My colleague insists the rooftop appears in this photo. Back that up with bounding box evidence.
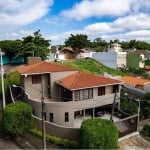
[122,76,150,87]
[18,61,75,74]
[56,71,122,90]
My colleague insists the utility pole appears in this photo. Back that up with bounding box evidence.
[0,49,5,109]
[41,82,46,150]
[110,92,117,122]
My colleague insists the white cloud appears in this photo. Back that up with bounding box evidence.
[61,0,136,20]
[49,12,150,44]
[113,13,150,30]
[0,0,53,26]
[0,29,33,40]
[101,30,150,42]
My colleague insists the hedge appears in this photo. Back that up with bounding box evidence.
[30,128,78,148]
[3,101,33,138]
[79,118,118,149]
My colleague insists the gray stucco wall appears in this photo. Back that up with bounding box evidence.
[92,52,117,69]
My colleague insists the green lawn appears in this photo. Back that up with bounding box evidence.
[58,58,127,76]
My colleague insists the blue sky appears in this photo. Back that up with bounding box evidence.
[1,0,150,45]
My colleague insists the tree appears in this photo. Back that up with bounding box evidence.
[91,37,108,51]
[79,118,118,149]
[65,34,90,51]
[141,93,150,119]
[0,40,22,58]
[3,101,33,138]
[21,30,51,60]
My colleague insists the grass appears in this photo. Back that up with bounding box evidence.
[58,58,127,76]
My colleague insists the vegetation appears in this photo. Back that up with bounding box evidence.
[61,58,127,76]
[3,101,33,138]
[120,90,150,119]
[0,30,51,60]
[65,34,90,51]
[79,118,118,149]
[7,71,20,86]
[65,35,150,51]
[140,123,150,137]
[141,93,150,119]
[30,128,78,148]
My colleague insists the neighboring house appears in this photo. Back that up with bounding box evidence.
[122,76,150,99]
[60,47,75,60]
[108,43,122,52]
[17,61,122,127]
[76,49,93,59]
[127,50,147,69]
[2,52,24,65]
[92,51,127,69]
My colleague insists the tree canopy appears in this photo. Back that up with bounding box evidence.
[0,30,51,60]
[65,34,90,51]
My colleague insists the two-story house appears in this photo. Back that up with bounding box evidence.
[18,61,122,127]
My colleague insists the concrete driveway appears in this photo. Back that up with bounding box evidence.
[119,132,150,149]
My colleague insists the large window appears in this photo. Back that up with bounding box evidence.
[74,88,93,101]
[32,75,41,84]
[65,112,69,122]
[98,86,105,96]
[113,85,119,93]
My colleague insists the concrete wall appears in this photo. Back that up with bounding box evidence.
[23,70,77,102]
[27,90,120,127]
[92,52,117,69]
[24,74,49,101]
[34,116,80,141]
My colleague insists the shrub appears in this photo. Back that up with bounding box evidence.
[7,71,20,86]
[79,118,118,149]
[140,123,150,137]
[3,101,33,138]
[30,128,78,148]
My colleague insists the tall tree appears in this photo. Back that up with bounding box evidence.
[0,40,22,58]
[91,38,108,51]
[65,34,90,51]
[21,30,51,60]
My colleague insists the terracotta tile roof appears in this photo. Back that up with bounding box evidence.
[18,61,75,74]
[122,76,150,87]
[145,65,150,70]
[56,72,122,90]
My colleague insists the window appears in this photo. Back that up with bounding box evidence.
[98,87,105,96]
[49,113,54,122]
[113,85,119,93]
[74,88,93,100]
[32,109,35,115]
[32,75,41,84]
[75,90,80,100]
[44,112,46,120]
[65,112,69,122]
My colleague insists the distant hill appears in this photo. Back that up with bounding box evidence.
[58,58,127,76]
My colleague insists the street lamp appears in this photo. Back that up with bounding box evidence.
[12,84,46,150]
[0,49,6,109]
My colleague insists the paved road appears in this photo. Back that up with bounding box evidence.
[0,137,21,149]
